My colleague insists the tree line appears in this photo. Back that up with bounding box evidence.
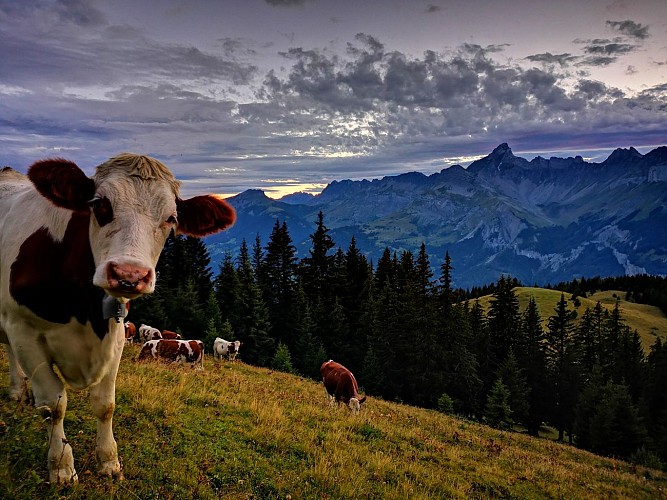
[131,212,667,470]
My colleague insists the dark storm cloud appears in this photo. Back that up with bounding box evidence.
[525,52,579,67]
[584,41,636,56]
[1,1,665,196]
[578,56,619,67]
[252,34,658,171]
[606,20,650,40]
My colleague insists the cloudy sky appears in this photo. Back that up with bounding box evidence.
[1,0,666,198]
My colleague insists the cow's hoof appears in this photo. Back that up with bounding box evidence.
[49,467,78,485]
[99,460,124,480]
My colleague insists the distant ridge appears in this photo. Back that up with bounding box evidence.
[207,144,667,289]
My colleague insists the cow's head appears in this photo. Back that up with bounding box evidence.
[28,153,235,299]
[348,395,367,415]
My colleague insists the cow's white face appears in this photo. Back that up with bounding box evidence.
[26,153,236,300]
[88,172,178,298]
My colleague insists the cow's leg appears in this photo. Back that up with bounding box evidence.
[89,328,124,480]
[30,363,78,483]
[6,343,29,402]
[324,388,336,409]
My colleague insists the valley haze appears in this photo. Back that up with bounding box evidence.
[207,143,667,289]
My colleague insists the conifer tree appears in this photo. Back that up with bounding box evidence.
[470,300,492,417]
[339,237,372,375]
[262,220,298,348]
[518,297,549,436]
[435,251,480,413]
[366,279,401,400]
[545,293,581,442]
[170,278,206,338]
[575,306,601,378]
[486,378,512,429]
[643,338,667,462]
[300,211,335,300]
[497,349,529,426]
[290,284,326,378]
[235,239,274,366]
[182,236,214,303]
[374,247,394,291]
[589,381,647,459]
[573,363,605,450]
[487,275,521,372]
[272,342,295,374]
[214,253,241,326]
[439,251,454,315]
[202,289,224,350]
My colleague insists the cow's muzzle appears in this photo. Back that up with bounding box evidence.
[106,262,153,296]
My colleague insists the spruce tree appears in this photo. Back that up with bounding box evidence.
[262,220,298,348]
[339,237,372,375]
[236,239,274,366]
[486,378,512,429]
[470,300,492,417]
[272,342,295,374]
[573,363,605,450]
[518,297,549,436]
[644,338,667,463]
[545,293,581,442]
[300,211,335,301]
[214,253,242,327]
[589,382,647,459]
[487,275,521,373]
[497,349,529,426]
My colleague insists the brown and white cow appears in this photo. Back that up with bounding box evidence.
[139,323,162,343]
[0,154,235,483]
[161,329,182,340]
[124,321,137,343]
[213,337,242,360]
[138,339,204,369]
[320,360,367,414]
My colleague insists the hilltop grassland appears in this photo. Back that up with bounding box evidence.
[471,287,667,352]
[1,344,666,499]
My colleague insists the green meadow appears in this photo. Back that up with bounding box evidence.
[1,342,666,499]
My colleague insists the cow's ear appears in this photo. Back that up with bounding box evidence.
[175,195,236,236]
[28,158,96,211]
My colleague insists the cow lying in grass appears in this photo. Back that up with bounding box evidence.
[138,339,205,369]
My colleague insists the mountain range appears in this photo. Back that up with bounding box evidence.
[206,143,667,289]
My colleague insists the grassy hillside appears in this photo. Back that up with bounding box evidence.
[471,287,667,352]
[1,345,666,499]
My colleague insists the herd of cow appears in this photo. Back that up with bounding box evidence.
[123,321,242,368]
[123,321,365,414]
[0,153,365,485]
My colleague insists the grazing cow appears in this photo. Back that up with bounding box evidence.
[320,360,366,414]
[213,338,242,360]
[161,329,182,340]
[138,339,204,369]
[124,321,137,343]
[0,154,235,483]
[139,323,162,342]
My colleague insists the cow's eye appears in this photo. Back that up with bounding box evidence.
[88,195,114,226]
[167,215,177,224]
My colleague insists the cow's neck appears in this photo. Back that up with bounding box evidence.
[102,295,128,323]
